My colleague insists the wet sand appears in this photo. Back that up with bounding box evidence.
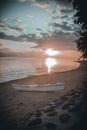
[0,61,87,130]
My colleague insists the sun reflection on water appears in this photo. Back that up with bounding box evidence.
[45,58,58,73]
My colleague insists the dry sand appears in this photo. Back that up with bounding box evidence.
[0,61,87,130]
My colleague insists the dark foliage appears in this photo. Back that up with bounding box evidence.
[68,0,87,60]
[75,31,87,59]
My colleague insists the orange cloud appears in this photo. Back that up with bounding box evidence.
[35,2,50,8]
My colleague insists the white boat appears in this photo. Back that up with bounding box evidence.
[12,83,64,92]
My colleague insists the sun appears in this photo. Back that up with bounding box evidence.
[45,48,60,56]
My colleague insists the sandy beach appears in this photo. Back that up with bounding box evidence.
[0,61,87,130]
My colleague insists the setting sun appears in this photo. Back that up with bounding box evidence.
[45,48,60,56]
[45,58,58,73]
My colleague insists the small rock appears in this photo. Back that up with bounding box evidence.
[45,122,57,130]
[27,118,42,126]
[59,113,70,123]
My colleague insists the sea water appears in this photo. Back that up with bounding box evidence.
[0,57,80,83]
[0,58,46,83]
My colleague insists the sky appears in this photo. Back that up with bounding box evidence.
[0,0,80,57]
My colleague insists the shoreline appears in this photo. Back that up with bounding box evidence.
[0,61,87,130]
[0,63,80,85]
[0,64,81,85]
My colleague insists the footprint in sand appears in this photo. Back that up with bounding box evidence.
[27,117,42,127]
[45,122,57,130]
[20,87,86,130]
[59,113,71,123]
[46,111,58,117]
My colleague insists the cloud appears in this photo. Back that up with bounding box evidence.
[0,38,38,51]
[61,22,68,25]
[47,9,56,14]
[36,28,42,31]
[47,21,75,40]
[56,0,72,7]
[19,23,28,28]
[55,2,60,8]
[0,21,4,25]
[61,15,68,19]
[49,16,60,21]
[0,48,16,57]
[51,23,72,31]
[27,0,36,2]
[13,18,22,24]
[18,0,26,3]
[9,26,23,32]
[0,32,19,41]
[35,33,43,39]
[34,28,43,38]
[46,0,77,40]
[0,32,37,42]
[0,23,26,37]
[0,47,43,58]
[34,2,50,8]
[60,8,73,14]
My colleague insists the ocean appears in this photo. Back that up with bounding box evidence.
[0,58,47,83]
[0,56,80,83]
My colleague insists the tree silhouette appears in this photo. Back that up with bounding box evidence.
[75,30,87,61]
[68,0,87,61]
